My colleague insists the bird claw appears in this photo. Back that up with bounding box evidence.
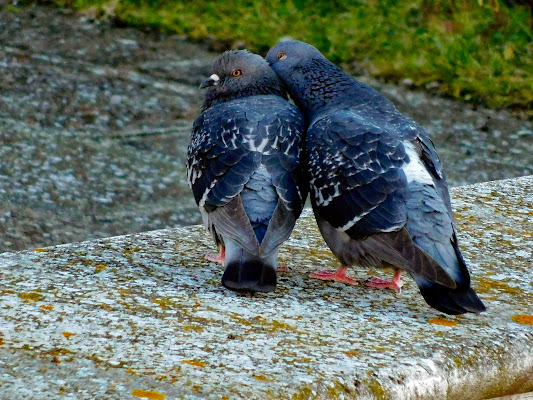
[310,268,359,286]
[277,264,289,273]
[205,248,225,265]
[366,271,403,293]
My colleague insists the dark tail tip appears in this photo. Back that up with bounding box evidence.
[418,283,486,315]
[222,260,277,293]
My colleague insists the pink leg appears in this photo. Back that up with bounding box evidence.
[310,267,359,286]
[366,269,403,293]
[277,264,289,273]
[205,247,225,265]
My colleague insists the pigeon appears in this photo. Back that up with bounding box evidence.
[187,50,307,293]
[266,40,486,314]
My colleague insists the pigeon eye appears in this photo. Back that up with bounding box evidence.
[232,69,242,77]
[277,52,287,60]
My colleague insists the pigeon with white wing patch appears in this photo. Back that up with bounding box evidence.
[266,41,485,314]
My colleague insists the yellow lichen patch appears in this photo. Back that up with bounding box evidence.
[62,332,76,338]
[181,359,206,367]
[270,319,295,331]
[253,374,273,382]
[0,337,4,345]
[46,347,75,364]
[94,263,107,273]
[343,350,360,357]
[123,247,142,254]
[463,215,478,223]
[191,384,201,393]
[18,292,43,302]
[306,247,337,263]
[126,368,136,375]
[370,345,393,353]
[99,303,113,311]
[40,304,54,311]
[364,379,387,399]
[251,316,297,332]
[152,297,178,310]
[80,259,94,267]
[475,277,523,295]
[183,324,205,333]
[429,317,458,327]
[131,389,166,400]
[511,314,533,325]
[34,248,49,252]
[229,312,252,326]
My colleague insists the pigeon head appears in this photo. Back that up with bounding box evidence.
[266,40,365,119]
[200,50,287,110]
[266,40,325,73]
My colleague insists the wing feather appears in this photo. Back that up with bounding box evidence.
[187,95,307,254]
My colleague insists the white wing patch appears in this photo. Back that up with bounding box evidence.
[402,141,434,186]
[199,179,217,208]
[338,205,379,231]
[249,137,269,153]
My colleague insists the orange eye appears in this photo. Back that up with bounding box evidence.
[277,52,287,60]
[232,69,242,77]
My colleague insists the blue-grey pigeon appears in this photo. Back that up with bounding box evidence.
[187,50,307,293]
[266,41,486,314]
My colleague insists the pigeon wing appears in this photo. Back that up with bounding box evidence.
[308,111,455,286]
[308,111,408,235]
[187,101,264,253]
[403,134,485,313]
[415,129,454,218]
[260,102,308,255]
[405,136,473,287]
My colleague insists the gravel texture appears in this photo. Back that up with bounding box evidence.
[0,2,532,253]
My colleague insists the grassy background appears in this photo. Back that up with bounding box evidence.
[45,0,532,111]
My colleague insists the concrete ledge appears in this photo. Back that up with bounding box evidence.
[1,176,532,399]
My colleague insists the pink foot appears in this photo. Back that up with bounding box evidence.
[205,247,225,265]
[277,264,289,273]
[310,267,359,286]
[366,270,403,293]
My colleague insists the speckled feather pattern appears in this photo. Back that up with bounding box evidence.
[187,50,309,294]
[266,41,485,313]
[187,95,306,217]
[307,111,410,234]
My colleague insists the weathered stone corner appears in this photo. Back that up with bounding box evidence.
[0,176,532,399]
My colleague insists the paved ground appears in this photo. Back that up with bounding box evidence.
[0,2,532,253]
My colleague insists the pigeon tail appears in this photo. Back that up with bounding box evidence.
[412,275,486,315]
[221,238,277,293]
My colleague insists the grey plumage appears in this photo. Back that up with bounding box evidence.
[266,41,485,314]
[187,50,307,293]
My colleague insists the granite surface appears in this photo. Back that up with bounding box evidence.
[0,176,532,399]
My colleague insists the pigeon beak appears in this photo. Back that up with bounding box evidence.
[200,74,220,89]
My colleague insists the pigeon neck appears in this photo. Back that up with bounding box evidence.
[202,84,287,111]
[294,59,385,120]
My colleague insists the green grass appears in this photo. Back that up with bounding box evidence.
[46,0,532,111]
